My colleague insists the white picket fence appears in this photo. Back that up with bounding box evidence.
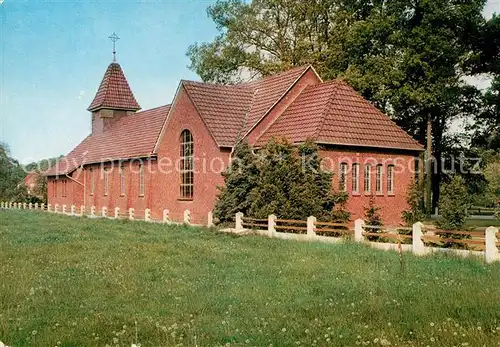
[232,212,500,264]
[0,201,215,228]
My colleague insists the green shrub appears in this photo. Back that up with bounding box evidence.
[215,138,350,223]
[402,180,426,226]
[214,141,259,223]
[437,175,470,231]
[364,195,383,241]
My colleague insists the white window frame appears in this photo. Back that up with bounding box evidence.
[376,164,383,194]
[180,130,194,199]
[352,163,360,194]
[387,164,395,195]
[339,163,348,192]
[104,169,109,196]
[90,168,95,196]
[120,165,125,196]
[139,164,145,197]
[364,165,371,193]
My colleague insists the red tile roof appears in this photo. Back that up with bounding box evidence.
[182,65,311,147]
[182,81,255,147]
[87,62,141,112]
[256,81,423,151]
[46,105,170,176]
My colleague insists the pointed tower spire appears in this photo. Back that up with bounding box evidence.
[87,62,141,112]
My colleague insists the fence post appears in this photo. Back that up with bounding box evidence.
[23,202,27,209]
[70,205,76,216]
[129,208,134,220]
[34,202,38,209]
[235,212,244,232]
[485,226,499,264]
[114,207,120,219]
[90,206,96,217]
[29,203,32,210]
[412,222,425,256]
[184,209,191,224]
[145,208,151,222]
[102,206,107,218]
[54,204,59,213]
[354,218,365,242]
[163,209,170,224]
[80,205,85,216]
[268,214,277,237]
[62,204,67,214]
[207,211,214,228]
[45,203,49,211]
[307,216,316,240]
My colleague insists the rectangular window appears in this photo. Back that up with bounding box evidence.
[104,169,109,196]
[339,163,348,192]
[376,164,383,194]
[120,165,125,196]
[62,179,67,197]
[352,163,360,193]
[139,164,145,196]
[90,168,95,195]
[387,164,395,194]
[364,165,371,193]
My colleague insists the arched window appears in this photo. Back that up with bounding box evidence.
[180,130,194,199]
[339,163,348,192]
[387,164,395,195]
[364,164,371,193]
[352,163,360,193]
[120,165,125,196]
[376,164,383,194]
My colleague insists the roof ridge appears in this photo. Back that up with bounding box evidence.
[241,65,312,140]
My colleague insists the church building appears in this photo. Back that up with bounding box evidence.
[46,59,423,225]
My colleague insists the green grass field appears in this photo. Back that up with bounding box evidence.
[1,210,500,347]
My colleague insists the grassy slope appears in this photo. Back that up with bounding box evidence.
[1,211,500,347]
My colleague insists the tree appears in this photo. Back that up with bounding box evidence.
[437,175,470,231]
[402,180,426,226]
[0,143,27,202]
[364,195,383,241]
[214,141,259,223]
[484,160,500,219]
[214,138,350,223]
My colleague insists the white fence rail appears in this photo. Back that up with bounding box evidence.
[0,201,214,228]
[231,213,500,264]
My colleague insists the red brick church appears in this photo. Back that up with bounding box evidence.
[46,60,423,225]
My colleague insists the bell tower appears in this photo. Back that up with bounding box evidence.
[87,33,141,135]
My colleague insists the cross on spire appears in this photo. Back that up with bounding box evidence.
[108,32,120,62]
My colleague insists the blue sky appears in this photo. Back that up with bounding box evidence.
[0,0,499,164]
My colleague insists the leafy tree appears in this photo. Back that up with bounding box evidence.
[214,141,259,223]
[484,160,500,219]
[0,143,27,202]
[436,175,470,231]
[402,180,426,226]
[364,195,383,241]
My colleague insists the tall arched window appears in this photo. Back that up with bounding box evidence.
[180,130,194,199]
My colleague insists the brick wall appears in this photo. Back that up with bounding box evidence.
[319,147,418,225]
